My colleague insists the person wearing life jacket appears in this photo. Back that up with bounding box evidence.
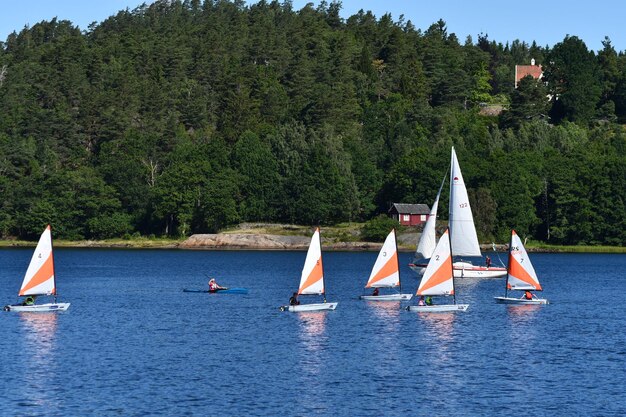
[418,296,426,306]
[208,278,225,293]
[523,290,536,300]
[23,295,36,306]
[372,288,380,296]
[289,292,300,306]
[425,296,433,306]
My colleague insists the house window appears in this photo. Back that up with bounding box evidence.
[421,215,426,221]
[403,214,410,222]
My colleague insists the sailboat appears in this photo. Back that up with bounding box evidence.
[407,229,468,312]
[280,228,338,312]
[359,229,412,301]
[410,147,507,278]
[494,230,548,305]
[4,225,70,312]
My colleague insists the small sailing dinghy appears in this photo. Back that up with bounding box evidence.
[4,225,70,312]
[360,229,412,301]
[494,230,548,305]
[407,229,468,312]
[183,288,248,294]
[280,228,337,312]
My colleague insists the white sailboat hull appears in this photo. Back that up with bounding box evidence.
[412,262,507,278]
[494,297,548,305]
[360,294,413,301]
[4,302,70,312]
[407,304,469,312]
[280,302,338,312]
[453,263,507,278]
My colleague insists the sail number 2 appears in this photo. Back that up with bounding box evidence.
[459,203,468,208]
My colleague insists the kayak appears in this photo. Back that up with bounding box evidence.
[183,288,248,294]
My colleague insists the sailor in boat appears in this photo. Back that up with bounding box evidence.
[485,256,492,268]
[23,295,36,306]
[371,288,380,296]
[522,290,538,300]
[208,278,226,293]
[289,292,300,306]
[418,296,425,306]
[425,296,433,306]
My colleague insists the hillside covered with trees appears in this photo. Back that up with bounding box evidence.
[0,0,625,245]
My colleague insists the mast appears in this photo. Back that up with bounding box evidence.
[50,224,57,302]
[448,228,457,305]
[394,228,401,293]
[318,227,326,303]
[505,230,513,298]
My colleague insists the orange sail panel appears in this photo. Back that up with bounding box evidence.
[19,225,57,296]
[416,229,454,296]
[417,254,453,295]
[507,230,542,291]
[365,229,400,288]
[298,228,325,295]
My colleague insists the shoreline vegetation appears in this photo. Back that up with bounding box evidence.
[0,223,624,253]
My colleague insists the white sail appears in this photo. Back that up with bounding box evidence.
[507,230,542,291]
[19,225,56,297]
[365,229,399,288]
[298,228,325,295]
[417,229,454,296]
[449,147,481,257]
[415,177,445,260]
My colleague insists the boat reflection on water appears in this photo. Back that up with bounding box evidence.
[365,300,401,320]
[20,312,58,361]
[420,312,456,344]
[296,312,328,378]
[18,313,61,412]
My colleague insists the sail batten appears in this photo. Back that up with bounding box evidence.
[298,228,325,295]
[365,229,400,288]
[19,225,56,296]
[449,147,482,258]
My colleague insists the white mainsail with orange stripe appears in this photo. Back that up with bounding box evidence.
[365,229,400,288]
[507,230,542,291]
[407,228,469,312]
[417,229,454,296]
[19,225,56,296]
[298,228,325,295]
[361,229,412,301]
[494,230,548,304]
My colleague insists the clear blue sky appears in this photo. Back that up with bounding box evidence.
[1,0,624,53]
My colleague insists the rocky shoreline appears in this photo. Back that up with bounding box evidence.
[179,233,385,251]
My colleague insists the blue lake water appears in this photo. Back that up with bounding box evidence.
[1,248,625,416]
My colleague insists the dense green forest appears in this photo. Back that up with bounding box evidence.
[0,0,625,245]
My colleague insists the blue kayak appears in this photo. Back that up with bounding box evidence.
[183,288,248,294]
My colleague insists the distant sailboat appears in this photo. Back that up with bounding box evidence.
[280,228,338,312]
[4,225,70,312]
[407,229,468,312]
[360,229,412,301]
[410,147,507,278]
[410,176,445,271]
[494,230,548,305]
